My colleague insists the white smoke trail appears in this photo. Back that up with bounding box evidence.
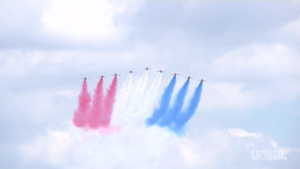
[138,72,161,121]
[122,73,132,107]
[112,73,132,124]
[125,70,148,120]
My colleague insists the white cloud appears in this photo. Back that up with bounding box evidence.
[0,49,136,77]
[0,50,71,76]
[19,125,299,169]
[42,0,127,41]
[228,128,262,138]
[284,15,300,38]
[190,43,300,113]
[211,43,300,79]
[179,129,232,168]
[200,82,254,112]
[20,128,73,166]
[2,88,76,125]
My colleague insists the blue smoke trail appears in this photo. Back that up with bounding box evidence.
[158,79,190,127]
[171,81,203,130]
[145,75,176,126]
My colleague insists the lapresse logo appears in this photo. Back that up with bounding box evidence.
[252,150,287,160]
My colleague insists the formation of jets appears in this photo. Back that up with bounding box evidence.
[82,67,206,81]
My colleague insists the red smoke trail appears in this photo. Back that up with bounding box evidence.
[73,79,91,128]
[87,77,103,129]
[100,76,117,126]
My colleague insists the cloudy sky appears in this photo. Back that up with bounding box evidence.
[0,0,300,168]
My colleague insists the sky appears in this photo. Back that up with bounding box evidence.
[0,0,300,168]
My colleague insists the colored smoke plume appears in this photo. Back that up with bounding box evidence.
[88,77,103,129]
[146,75,176,126]
[171,81,203,130]
[100,76,117,126]
[72,79,91,128]
[158,79,190,127]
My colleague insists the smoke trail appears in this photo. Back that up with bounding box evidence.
[158,79,190,127]
[100,76,117,126]
[141,72,162,118]
[127,70,148,116]
[171,81,203,130]
[112,73,132,124]
[145,75,176,126]
[134,70,148,104]
[87,77,103,129]
[124,74,133,107]
[119,73,132,109]
[138,70,148,92]
[126,74,132,91]
[150,72,162,95]
[73,79,91,128]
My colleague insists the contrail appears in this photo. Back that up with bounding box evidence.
[158,79,190,127]
[100,76,117,126]
[87,77,103,129]
[72,79,91,128]
[171,80,203,130]
[145,75,176,126]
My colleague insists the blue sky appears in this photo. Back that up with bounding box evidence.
[0,0,300,168]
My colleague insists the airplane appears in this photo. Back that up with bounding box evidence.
[99,75,106,78]
[157,70,165,73]
[112,73,120,76]
[144,67,150,70]
[199,79,206,82]
[185,76,193,79]
[127,70,135,74]
[82,77,88,81]
[171,73,180,76]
